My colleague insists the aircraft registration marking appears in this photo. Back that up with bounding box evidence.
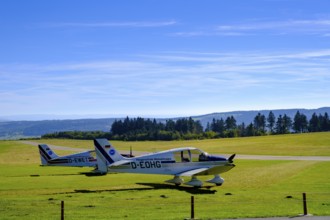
[131,160,162,169]
[68,157,90,163]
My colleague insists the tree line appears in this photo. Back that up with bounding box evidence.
[109,117,204,141]
[42,111,330,140]
[205,111,330,138]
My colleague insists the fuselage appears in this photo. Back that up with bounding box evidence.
[106,148,235,176]
[45,151,97,167]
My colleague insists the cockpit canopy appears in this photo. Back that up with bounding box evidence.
[173,148,227,163]
[198,152,209,161]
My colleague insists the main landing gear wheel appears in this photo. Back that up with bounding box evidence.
[185,176,203,187]
[165,176,184,185]
[206,174,224,186]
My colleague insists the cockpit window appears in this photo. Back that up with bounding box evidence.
[174,150,191,162]
[185,149,206,162]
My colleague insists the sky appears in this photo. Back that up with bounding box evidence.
[1,0,330,120]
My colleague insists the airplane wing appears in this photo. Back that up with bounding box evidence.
[177,168,209,176]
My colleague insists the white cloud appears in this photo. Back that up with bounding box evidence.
[217,19,330,35]
[173,19,330,37]
[1,49,329,116]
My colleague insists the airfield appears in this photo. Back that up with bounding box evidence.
[0,132,329,219]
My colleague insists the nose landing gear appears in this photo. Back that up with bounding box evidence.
[206,175,224,186]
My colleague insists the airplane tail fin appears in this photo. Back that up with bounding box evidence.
[94,138,124,173]
[38,144,59,165]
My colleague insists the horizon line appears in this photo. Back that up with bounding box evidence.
[1,106,329,121]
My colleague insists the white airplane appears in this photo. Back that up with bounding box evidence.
[94,138,235,187]
[38,144,134,174]
[38,144,98,168]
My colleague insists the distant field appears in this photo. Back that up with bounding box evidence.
[30,132,330,156]
[0,133,329,219]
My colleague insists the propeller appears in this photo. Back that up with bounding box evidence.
[228,154,236,163]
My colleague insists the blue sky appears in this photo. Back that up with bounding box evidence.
[1,0,330,119]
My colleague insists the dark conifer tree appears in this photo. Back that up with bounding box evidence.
[319,113,330,131]
[225,116,237,130]
[293,111,308,133]
[275,114,284,134]
[283,114,292,133]
[210,118,225,137]
[254,113,266,135]
[246,123,255,136]
[309,113,320,132]
[321,112,330,131]
[267,111,276,134]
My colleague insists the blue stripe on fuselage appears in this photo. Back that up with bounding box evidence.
[161,160,176,164]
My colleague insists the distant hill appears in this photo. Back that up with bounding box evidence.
[0,107,329,139]
[0,118,116,139]
[192,107,330,128]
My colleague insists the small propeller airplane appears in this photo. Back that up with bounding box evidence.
[38,144,133,173]
[38,139,235,187]
[38,144,98,168]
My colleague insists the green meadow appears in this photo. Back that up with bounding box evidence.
[0,132,330,219]
[36,132,330,156]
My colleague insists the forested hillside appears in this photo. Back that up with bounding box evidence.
[43,110,330,141]
[1,107,329,139]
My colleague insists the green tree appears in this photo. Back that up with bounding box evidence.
[320,112,330,131]
[165,119,176,131]
[283,114,292,133]
[275,115,284,134]
[293,111,308,133]
[309,113,320,132]
[245,123,255,136]
[267,111,276,134]
[210,118,225,137]
[254,113,266,135]
[225,116,237,130]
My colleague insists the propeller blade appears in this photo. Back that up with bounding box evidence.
[228,154,236,163]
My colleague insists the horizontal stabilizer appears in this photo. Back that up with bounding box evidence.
[110,160,131,166]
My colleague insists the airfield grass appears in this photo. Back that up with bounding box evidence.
[35,132,330,156]
[0,132,329,219]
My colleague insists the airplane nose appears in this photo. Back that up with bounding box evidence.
[207,155,227,161]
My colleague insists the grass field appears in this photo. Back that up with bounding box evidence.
[35,132,330,156]
[0,132,330,219]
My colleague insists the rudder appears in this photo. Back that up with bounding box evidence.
[38,144,59,165]
[94,138,124,173]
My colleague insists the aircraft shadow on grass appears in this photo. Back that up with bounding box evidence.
[32,173,217,194]
[29,172,107,177]
[51,183,217,195]
[136,183,217,194]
